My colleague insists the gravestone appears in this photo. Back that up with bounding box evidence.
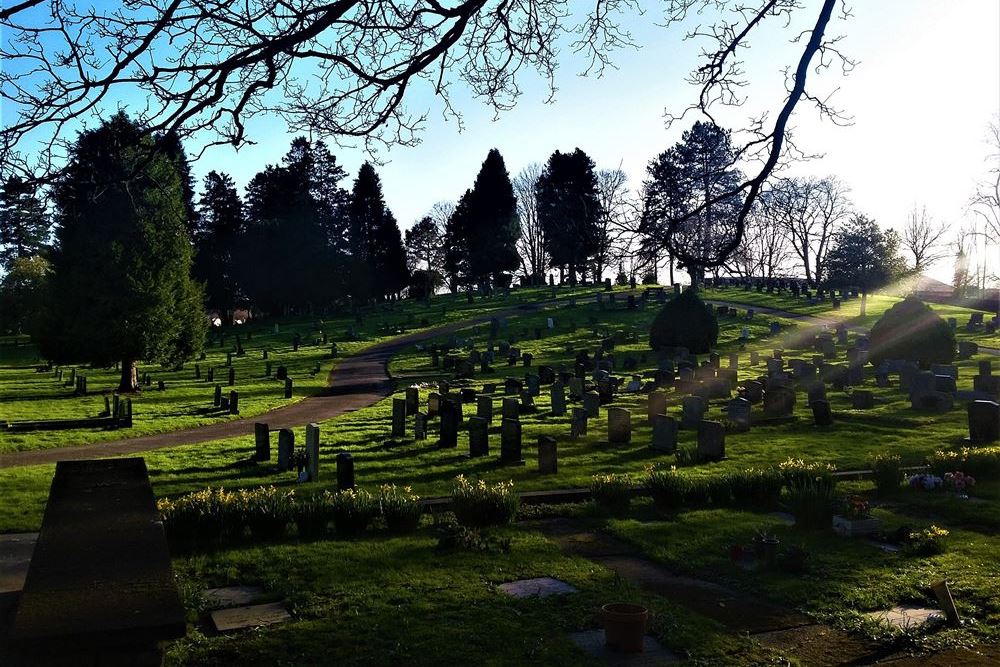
[414,412,428,440]
[477,395,493,423]
[277,429,294,471]
[305,423,320,481]
[468,416,489,457]
[697,420,726,461]
[502,397,520,421]
[550,381,566,416]
[750,351,760,366]
[582,391,601,418]
[427,392,441,418]
[284,378,293,399]
[213,384,222,408]
[681,395,706,428]
[500,418,524,465]
[336,452,355,491]
[807,382,827,405]
[519,389,535,411]
[726,397,751,431]
[229,390,240,415]
[651,414,678,453]
[460,387,478,404]
[571,407,588,438]
[405,387,419,415]
[276,365,288,381]
[852,390,874,409]
[607,407,631,444]
[538,436,558,474]
[729,353,739,370]
[968,400,1000,444]
[811,400,833,426]
[934,374,957,394]
[439,399,459,448]
[647,390,667,423]
[505,377,522,395]
[526,373,541,396]
[254,422,270,461]
[763,386,796,418]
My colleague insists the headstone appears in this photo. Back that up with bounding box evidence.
[968,400,1000,444]
[213,384,222,408]
[254,423,270,461]
[744,380,764,404]
[647,390,667,423]
[277,429,294,471]
[583,391,600,418]
[651,414,678,453]
[607,407,631,444]
[502,397,520,421]
[811,399,833,426]
[550,381,566,416]
[697,420,726,461]
[681,395,706,428]
[500,418,524,465]
[336,452,355,491]
[477,395,493,423]
[571,407,588,439]
[229,390,240,415]
[439,399,459,447]
[468,416,489,457]
[726,397,751,431]
[228,367,236,386]
[427,392,441,418]
[284,378,293,399]
[414,412,428,440]
[405,386,419,415]
[305,423,320,481]
[538,436,558,474]
[763,386,796,418]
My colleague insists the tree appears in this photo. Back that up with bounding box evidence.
[952,228,973,299]
[763,176,850,287]
[194,171,244,316]
[38,113,206,392]
[3,1,850,273]
[536,148,603,286]
[158,129,200,237]
[594,167,632,283]
[825,214,907,316]
[901,205,949,272]
[404,215,444,274]
[725,198,793,279]
[460,149,520,289]
[644,122,742,285]
[347,163,408,302]
[443,192,472,293]
[513,163,547,283]
[0,254,49,335]
[970,117,1000,246]
[0,176,49,271]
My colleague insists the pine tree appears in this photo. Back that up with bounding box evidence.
[463,149,520,288]
[0,176,50,271]
[825,214,907,315]
[194,171,244,315]
[347,163,409,301]
[38,113,206,391]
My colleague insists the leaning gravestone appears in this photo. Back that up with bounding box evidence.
[697,420,726,461]
[607,407,631,444]
[651,414,678,454]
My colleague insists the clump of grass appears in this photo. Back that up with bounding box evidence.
[239,486,295,540]
[645,465,687,512]
[379,484,423,534]
[451,476,519,528]
[295,491,333,539]
[727,467,783,509]
[158,486,240,547]
[869,453,903,496]
[902,525,950,556]
[590,473,634,516]
[785,478,835,530]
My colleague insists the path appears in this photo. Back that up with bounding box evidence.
[0,303,546,469]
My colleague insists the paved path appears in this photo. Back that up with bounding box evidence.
[0,304,546,469]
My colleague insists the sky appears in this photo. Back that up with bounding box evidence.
[5,0,1000,284]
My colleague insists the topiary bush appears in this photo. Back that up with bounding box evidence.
[648,288,718,353]
[868,297,955,369]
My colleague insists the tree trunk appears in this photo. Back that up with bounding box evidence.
[119,359,138,393]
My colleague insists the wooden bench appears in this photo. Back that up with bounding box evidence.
[6,458,185,666]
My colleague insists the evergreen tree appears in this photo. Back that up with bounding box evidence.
[825,214,907,315]
[443,190,472,293]
[38,113,206,391]
[405,215,444,273]
[347,163,409,301]
[0,176,50,271]
[535,148,603,286]
[194,171,244,316]
[158,130,200,236]
[644,121,742,284]
[0,255,49,335]
[462,149,520,288]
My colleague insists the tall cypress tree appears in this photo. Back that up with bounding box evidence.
[347,163,408,301]
[39,113,206,391]
[464,149,520,288]
[535,148,603,285]
[194,171,244,315]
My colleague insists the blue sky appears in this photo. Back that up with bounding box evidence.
[5,1,999,283]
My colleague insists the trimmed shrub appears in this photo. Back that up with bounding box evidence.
[379,484,423,534]
[649,288,719,353]
[645,465,687,511]
[451,476,519,528]
[590,473,634,516]
[869,453,903,496]
[868,297,955,369]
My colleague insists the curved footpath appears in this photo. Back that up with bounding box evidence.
[2,296,995,469]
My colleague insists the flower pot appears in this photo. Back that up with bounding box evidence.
[601,603,649,653]
[752,536,780,564]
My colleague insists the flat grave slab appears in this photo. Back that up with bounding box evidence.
[866,605,944,630]
[0,533,37,594]
[569,630,680,665]
[498,577,579,599]
[204,585,265,610]
[211,602,291,633]
[863,540,901,553]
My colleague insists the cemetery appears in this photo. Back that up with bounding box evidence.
[2,282,1000,665]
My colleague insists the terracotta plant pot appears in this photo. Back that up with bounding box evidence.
[601,602,649,653]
